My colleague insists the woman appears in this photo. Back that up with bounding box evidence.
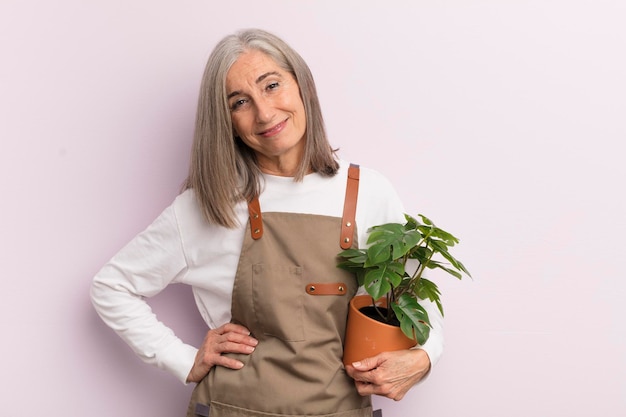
[91,28,443,417]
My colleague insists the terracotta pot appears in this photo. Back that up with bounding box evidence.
[343,295,417,366]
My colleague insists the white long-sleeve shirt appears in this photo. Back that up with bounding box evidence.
[91,161,444,384]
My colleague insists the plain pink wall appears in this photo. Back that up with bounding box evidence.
[2,1,625,416]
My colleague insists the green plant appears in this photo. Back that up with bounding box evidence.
[337,214,471,345]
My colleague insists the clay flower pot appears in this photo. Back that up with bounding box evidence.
[343,295,417,366]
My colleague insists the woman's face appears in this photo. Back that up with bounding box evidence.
[226,49,307,176]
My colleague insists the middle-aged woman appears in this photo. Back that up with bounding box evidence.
[91,28,443,417]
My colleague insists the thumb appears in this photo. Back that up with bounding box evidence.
[351,355,382,371]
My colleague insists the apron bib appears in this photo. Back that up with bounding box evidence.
[187,165,373,417]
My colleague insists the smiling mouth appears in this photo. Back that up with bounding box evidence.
[258,119,288,137]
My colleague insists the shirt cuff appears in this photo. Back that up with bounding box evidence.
[158,341,199,385]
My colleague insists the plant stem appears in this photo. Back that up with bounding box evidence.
[371,297,387,322]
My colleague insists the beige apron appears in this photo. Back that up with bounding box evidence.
[187,165,374,417]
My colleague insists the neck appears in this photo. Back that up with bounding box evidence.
[258,159,301,177]
[256,148,306,177]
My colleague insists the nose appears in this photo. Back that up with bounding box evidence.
[254,96,275,124]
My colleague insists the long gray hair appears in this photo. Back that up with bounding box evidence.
[184,28,338,228]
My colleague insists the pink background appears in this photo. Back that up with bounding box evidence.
[2,1,625,416]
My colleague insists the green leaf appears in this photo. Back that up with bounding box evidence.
[430,227,459,246]
[452,257,471,278]
[338,248,366,258]
[367,223,405,243]
[337,260,359,270]
[366,242,392,265]
[416,224,434,237]
[430,239,451,253]
[416,278,444,316]
[418,214,433,226]
[404,213,420,228]
[402,230,422,252]
[409,246,433,263]
[366,223,421,264]
[391,294,432,344]
[437,249,471,278]
[385,262,405,287]
[363,269,392,300]
[363,262,405,299]
[431,262,463,279]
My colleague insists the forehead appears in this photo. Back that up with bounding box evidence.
[226,50,284,89]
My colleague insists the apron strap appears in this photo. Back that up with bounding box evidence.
[248,196,263,240]
[246,163,360,246]
[340,163,360,249]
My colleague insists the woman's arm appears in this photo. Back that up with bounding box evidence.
[90,202,197,384]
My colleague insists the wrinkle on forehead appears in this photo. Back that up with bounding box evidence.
[226,50,284,96]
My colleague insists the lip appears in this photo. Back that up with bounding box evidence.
[258,119,288,138]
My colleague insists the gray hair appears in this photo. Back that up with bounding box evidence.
[184,28,338,228]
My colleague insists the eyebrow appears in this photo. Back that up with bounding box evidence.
[227,71,282,100]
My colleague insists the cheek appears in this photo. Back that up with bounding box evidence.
[294,100,306,127]
[230,114,246,136]
[285,94,306,123]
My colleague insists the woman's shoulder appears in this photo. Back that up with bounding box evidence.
[339,160,406,225]
[172,188,248,232]
[338,160,397,195]
[172,188,202,216]
[166,189,210,233]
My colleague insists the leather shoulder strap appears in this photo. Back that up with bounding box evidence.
[248,163,360,245]
[247,197,263,240]
[340,163,360,249]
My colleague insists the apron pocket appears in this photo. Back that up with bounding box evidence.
[210,401,374,417]
[251,263,305,342]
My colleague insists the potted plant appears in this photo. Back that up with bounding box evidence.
[337,213,471,364]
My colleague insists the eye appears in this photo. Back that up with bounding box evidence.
[230,98,248,111]
[266,82,279,91]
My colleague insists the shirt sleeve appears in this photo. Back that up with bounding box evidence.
[90,201,197,384]
[412,297,444,369]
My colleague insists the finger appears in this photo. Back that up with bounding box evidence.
[347,359,382,385]
[345,363,374,385]
[345,363,373,380]
[220,322,253,336]
[354,380,376,396]
[355,378,401,400]
[216,324,258,348]
[216,338,257,355]
[211,339,258,370]
[219,330,258,349]
[212,354,245,370]
[351,355,383,371]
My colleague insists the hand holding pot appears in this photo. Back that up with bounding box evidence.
[186,323,258,383]
[345,349,431,401]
